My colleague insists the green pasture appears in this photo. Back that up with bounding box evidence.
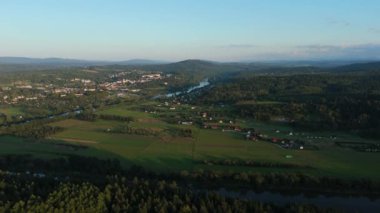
[96,104,153,119]
[1,103,379,179]
[244,120,379,144]
[0,106,24,117]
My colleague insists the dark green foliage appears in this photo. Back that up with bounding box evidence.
[0,155,121,175]
[166,128,193,138]
[76,112,97,121]
[1,155,378,212]
[199,159,313,169]
[106,124,160,136]
[98,114,134,122]
[194,74,380,134]
[0,173,343,213]
[76,113,135,122]
[0,124,64,139]
[335,142,380,152]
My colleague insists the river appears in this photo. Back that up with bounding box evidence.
[0,109,83,127]
[216,188,380,213]
[154,79,210,99]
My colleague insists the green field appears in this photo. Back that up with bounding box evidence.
[0,106,24,117]
[1,103,379,179]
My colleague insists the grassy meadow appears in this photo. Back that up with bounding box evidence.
[0,102,379,179]
[0,106,24,117]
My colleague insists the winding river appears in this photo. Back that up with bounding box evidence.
[154,79,210,99]
[216,188,380,213]
[0,109,83,127]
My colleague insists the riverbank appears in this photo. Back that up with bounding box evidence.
[215,188,380,213]
[153,79,210,99]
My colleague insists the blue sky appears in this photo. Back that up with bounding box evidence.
[0,0,379,61]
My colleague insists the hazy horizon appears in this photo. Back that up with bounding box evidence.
[1,0,380,61]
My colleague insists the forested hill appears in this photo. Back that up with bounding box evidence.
[329,61,380,74]
[0,57,164,72]
[193,73,380,135]
[1,57,380,75]
[142,60,272,75]
[130,60,380,76]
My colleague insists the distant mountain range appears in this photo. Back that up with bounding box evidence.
[145,59,380,75]
[0,57,376,67]
[0,57,167,66]
[0,57,379,74]
[330,61,380,73]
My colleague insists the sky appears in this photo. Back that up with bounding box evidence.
[0,0,380,61]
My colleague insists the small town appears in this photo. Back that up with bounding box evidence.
[0,71,167,105]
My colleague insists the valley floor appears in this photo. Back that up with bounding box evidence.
[1,102,379,180]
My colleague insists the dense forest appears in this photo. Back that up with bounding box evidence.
[2,155,378,212]
[193,73,380,137]
[1,175,342,213]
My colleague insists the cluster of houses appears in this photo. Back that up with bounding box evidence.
[0,78,97,104]
[199,112,240,130]
[0,71,168,105]
[140,100,310,151]
[203,122,242,131]
[198,112,307,150]
[100,73,164,91]
[109,71,131,78]
[245,130,306,150]
[1,94,41,104]
[141,73,162,81]
[156,100,184,111]
[70,78,93,84]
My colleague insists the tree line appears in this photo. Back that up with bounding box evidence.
[1,154,379,212]
[194,74,380,137]
[1,175,342,213]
